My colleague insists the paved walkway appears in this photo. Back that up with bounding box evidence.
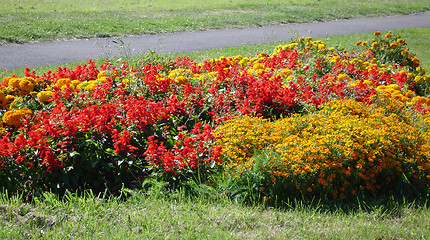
[1,12,430,70]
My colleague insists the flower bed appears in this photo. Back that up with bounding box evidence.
[1,32,430,200]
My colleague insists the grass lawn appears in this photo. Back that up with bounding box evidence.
[0,0,429,44]
[1,190,430,239]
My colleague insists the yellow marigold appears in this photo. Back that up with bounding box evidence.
[97,71,109,79]
[361,41,368,46]
[168,69,194,85]
[2,108,33,128]
[416,66,425,75]
[362,80,374,87]
[337,74,351,81]
[385,32,392,38]
[374,31,381,36]
[175,76,187,85]
[392,93,408,102]
[8,77,21,89]
[252,62,264,71]
[387,84,401,91]
[407,73,415,80]
[390,42,397,49]
[22,77,35,84]
[19,78,34,91]
[2,95,15,106]
[415,76,424,84]
[37,91,53,103]
[281,68,293,77]
[18,90,31,96]
[411,57,420,68]
[371,42,379,48]
[71,80,81,87]
[239,57,252,65]
[2,77,12,85]
[405,90,416,98]
[55,78,72,88]
[234,55,243,61]
[318,44,326,51]
[85,83,97,92]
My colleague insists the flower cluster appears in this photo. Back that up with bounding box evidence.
[217,99,430,199]
[1,31,430,198]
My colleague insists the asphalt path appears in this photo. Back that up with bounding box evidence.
[1,12,430,70]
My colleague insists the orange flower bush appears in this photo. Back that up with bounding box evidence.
[216,99,430,200]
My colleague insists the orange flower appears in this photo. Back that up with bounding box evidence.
[318,178,329,187]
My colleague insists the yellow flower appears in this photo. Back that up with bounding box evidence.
[85,83,97,92]
[37,91,53,103]
[374,31,381,36]
[97,71,109,79]
[2,77,13,86]
[55,78,72,88]
[19,78,34,92]
[318,44,326,51]
[385,32,392,38]
[411,57,420,68]
[168,69,194,85]
[416,66,425,75]
[2,108,33,128]
[281,68,293,77]
[390,42,397,49]
[371,42,379,48]
[175,76,188,85]
[415,76,424,84]
[71,80,81,87]
[8,77,21,89]
[2,95,15,107]
[252,62,264,71]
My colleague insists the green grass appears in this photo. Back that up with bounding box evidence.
[1,189,430,239]
[1,0,429,44]
[1,27,429,80]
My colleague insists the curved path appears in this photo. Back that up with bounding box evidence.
[1,12,430,70]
